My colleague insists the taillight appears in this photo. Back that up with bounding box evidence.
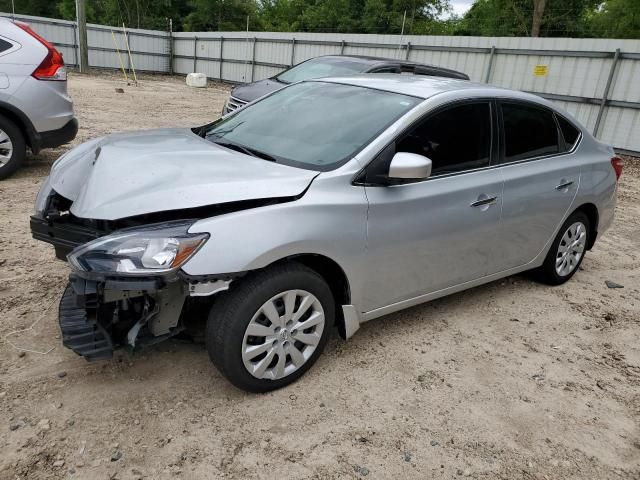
[611,156,623,181]
[15,21,67,81]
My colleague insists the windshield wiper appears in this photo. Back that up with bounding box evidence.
[213,139,278,163]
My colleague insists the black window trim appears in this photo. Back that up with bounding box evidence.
[367,65,401,74]
[353,97,498,186]
[496,99,583,168]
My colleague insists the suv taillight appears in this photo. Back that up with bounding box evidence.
[611,156,623,181]
[15,21,67,81]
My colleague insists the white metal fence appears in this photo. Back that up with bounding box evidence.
[3,12,640,154]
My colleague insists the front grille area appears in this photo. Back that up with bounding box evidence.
[225,95,248,113]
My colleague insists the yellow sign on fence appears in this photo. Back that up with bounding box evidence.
[534,65,549,76]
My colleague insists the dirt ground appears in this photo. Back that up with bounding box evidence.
[0,72,639,480]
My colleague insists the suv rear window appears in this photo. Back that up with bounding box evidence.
[501,102,560,162]
[0,38,12,53]
[556,114,581,151]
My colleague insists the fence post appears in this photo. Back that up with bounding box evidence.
[484,45,495,83]
[340,40,345,55]
[290,38,296,66]
[72,23,79,68]
[219,36,224,80]
[168,18,173,74]
[125,31,131,72]
[250,37,257,82]
[405,42,411,60]
[193,35,198,72]
[593,48,621,138]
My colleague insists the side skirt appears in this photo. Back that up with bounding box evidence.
[361,260,543,323]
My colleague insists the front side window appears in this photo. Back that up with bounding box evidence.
[204,82,421,171]
[396,102,492,176]
[501,102,560,162]
[276,57,368,84]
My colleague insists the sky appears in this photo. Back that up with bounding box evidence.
[449,0,474,17]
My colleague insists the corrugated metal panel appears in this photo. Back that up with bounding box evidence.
[3,12,640,152]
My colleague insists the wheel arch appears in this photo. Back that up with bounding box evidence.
[0,101,38,153]
[264,253,353,338]
[572,203,599,250]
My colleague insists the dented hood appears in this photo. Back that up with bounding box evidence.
[50,128,317,221]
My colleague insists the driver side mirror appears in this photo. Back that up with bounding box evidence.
[388,152,432,180]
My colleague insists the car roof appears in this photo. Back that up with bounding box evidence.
[315,54,440,68]
[310,55,468,78]
[313,74,553,105]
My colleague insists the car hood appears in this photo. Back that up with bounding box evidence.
[50,128,317,221]
[231,78,284,102]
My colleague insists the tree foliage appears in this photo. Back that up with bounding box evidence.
[1,0,638,38]
[454,0,599,37]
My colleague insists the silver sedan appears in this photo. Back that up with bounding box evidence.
[31,75,621,392]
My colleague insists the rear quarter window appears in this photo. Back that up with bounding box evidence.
[0,38,13,53]
[501,102,560,163]
[556,114,581,151]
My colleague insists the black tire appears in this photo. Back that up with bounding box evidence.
[206,262,335,392]
[534,210,590,285]
[0,114,26,180]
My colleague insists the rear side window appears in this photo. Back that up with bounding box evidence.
[501,103,560,162]
[0,38,12,53]
[396,102,492,176]
[556,114,581,151]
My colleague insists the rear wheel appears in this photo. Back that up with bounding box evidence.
[206,262,334,392]
[535,211,590,285]
[0,114,26,180]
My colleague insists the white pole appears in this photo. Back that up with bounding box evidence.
[122,23,138,85]
[397,10,406,59]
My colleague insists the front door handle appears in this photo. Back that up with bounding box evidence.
[470,195,498,207]
[555,180,574,191]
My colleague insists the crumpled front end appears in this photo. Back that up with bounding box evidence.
[31,184,233,361]
[59,273,205,361]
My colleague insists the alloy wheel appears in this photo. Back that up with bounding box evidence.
[241,289,325,380]
[0,129,13,167]
[555,221,587,277]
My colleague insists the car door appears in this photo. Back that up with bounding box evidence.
[361,101,504,312]
[495,101,582,271]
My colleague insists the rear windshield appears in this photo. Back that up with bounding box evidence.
[204,81,421,171]
[276,57,369,84]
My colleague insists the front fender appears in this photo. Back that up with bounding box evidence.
[182,176,369,310]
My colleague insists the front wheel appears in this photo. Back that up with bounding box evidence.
[206,262,335,392]
[535,211,590,285]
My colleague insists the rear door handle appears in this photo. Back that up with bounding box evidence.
[555,180,574,191]
[470,196,498,207]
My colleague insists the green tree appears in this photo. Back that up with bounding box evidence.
[183,0,259,31]
[587,0,640,39]
[0,0,59,17]
[456,0,597,37]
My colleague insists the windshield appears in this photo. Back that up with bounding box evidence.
[276,57,369,84]
[204,82,421,171]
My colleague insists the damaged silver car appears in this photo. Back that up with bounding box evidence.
[31,75,621,392]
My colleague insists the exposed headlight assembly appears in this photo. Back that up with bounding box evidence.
[68,221,208,276]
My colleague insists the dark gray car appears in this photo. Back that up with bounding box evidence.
[222,55,469,114]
